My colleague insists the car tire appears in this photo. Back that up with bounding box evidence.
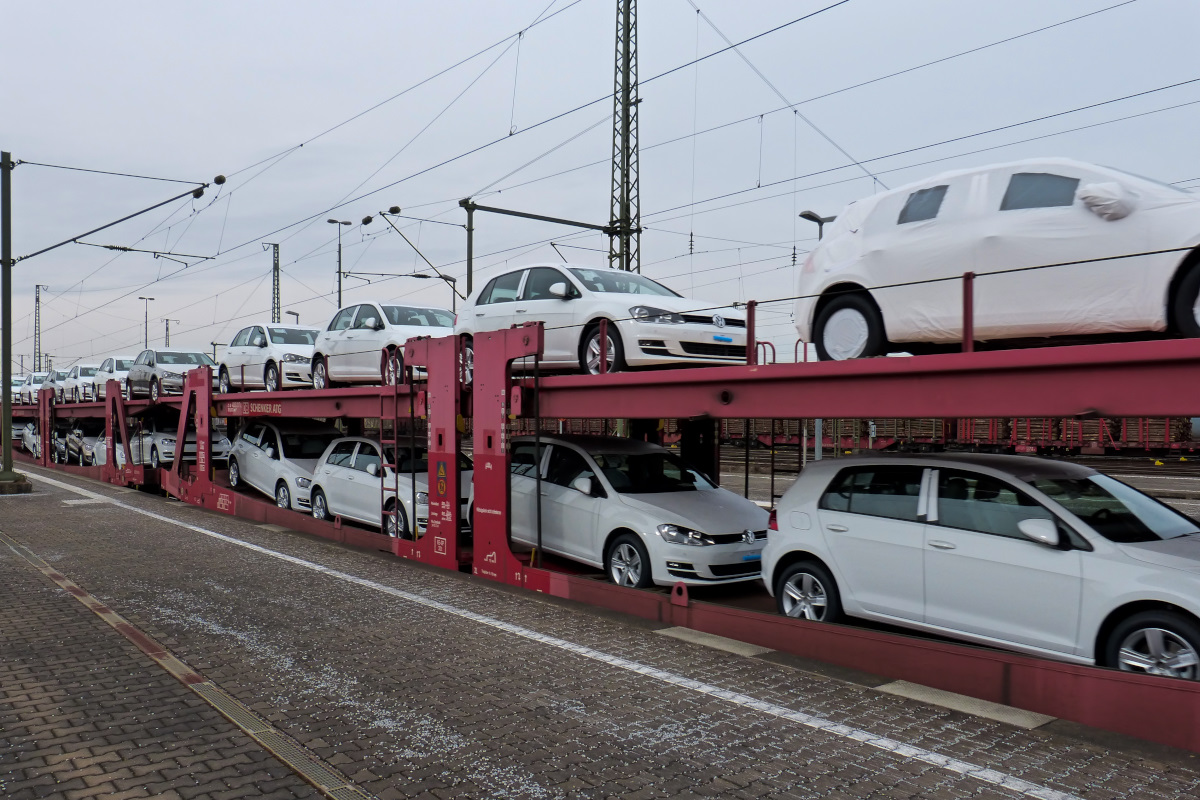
[385,500,411,539]
[581,323,626,375]
[124,381,134,401]
[311,488,329,520]
[228,457,240,488]
[461,337,474,385]
[149,379,160,403]
[312,357,329,391]
[264,363,280,393]
[775,560,843,622]
[275,481,290,510]
[1104,609,1200,680]
[1172,262,1200,338]
[813,292,886,361]
[219,368,232,394]
[605,533,653,588]
[51,446,59,464]
[150,446,162,471]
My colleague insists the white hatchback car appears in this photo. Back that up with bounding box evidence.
[62,364,102,402]
[796,158,1200,360]
[125,417,232,469]
[765,454,1200,680]
[308,437,473,538]
[227,420,341,511]
[509,435,769,587]
[311,303,453,389]
[18,372,47,404]
[95,355,138,399]
[219,323,319,393]
[456,264,747,375]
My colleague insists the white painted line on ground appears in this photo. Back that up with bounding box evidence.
[26,471,1080,800]
[654,626,773,657]
[877,680,1055,730]
[1111,474,1200,481]
[62,498,108,506]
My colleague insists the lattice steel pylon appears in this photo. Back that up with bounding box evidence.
[608,0,641,272]
[264,243,280,324]
[33,283,48,372]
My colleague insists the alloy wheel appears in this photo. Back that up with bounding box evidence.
[312,491,327,520]
[228,459,240,488]
[265,364,279,393]
[781,572,829,620]
[609,543,642,586]
[1118,627,1200,679]
[585,332,616,375]
[313,360,327,390]
[150,380,160,403]
[275,483,290,509]
[219,369,231,394]
[150,447,160,470]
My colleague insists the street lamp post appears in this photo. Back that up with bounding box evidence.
[162,318,180,347]
[799,210,837,241]
[327,219,351,307]
[797,210,837,459]
[285,310,299,324]
[138,297,155,349]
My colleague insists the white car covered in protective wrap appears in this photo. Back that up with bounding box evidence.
[795,158,1200,360]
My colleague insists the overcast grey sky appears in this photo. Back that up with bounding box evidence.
[3,0,1198,367]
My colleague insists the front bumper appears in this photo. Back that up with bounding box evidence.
[657,538,766,585]
[621,320,748,366]
[281,359,313,386]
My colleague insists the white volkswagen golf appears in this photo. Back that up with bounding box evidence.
[764,454,1200,680]
[509,435,769,587]
[227,420,341,511]
[455,264,747,376]
[219,323,319,393]
[311,303,452,389]
[796,158,1200,360]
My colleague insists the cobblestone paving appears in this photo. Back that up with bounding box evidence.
[5,466,1200,799]
[0,529,320,800]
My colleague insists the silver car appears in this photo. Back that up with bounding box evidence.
[67,425,105,465]
[227,420,341,511]
[126,349,219,401]
[765,454,1200,680]
[62,364,102,402]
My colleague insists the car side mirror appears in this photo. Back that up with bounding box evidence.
[367,463,379,477]
[1017,518,1060,547]
[549,282,570,299]
[265,447,277,459]
[571,475,591,494]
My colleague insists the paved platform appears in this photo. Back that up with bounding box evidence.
[3,465,1200,799]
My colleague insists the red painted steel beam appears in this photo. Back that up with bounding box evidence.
[531,339,1200,419]
[213,385,413,419]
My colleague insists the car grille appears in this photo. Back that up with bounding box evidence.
[680,342,746,358]
[705,530,768,545]
[709,562,762,578]
[681,314,745,328]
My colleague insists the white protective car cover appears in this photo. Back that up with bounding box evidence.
[797,158,1200,344]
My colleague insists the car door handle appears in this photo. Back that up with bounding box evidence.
[825,524,848,532]
[475,312,485,317]
[928,540,957,550]
[516,309,528,313]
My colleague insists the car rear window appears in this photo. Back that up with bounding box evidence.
[1000,173,1080,210]
[820,466,924,522]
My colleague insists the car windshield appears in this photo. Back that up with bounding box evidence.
[115,359,134,370]
[382,306,454,328]
[384,446,473,473]
[590,451,714,493]
[269,327,318,345]
[1101,166,1193,195]
[156,352,216,366]
[79,368,98,377]
[280,431,340,459]
[569,268,680,297]
[1028,474,1200,543]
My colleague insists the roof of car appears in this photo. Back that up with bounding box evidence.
[803,452,1095,480]
[511,433,666,455]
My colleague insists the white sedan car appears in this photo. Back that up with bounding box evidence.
[18,372,48,405]
[510,435,769,587]
[227,420,341,511]
[765,454,1200,680]
[219,323,319,393]
[311,303,452,389]
[796,158,1200,360]
[62,364,102,402]
[309,437,472,538]
[456,264,747,375]
[95,355,137,399]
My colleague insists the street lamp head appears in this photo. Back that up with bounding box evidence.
[799,210,823,225]
[138,296,154,301]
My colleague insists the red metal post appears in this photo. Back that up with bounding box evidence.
[962,271,975,353]
[598,318,608,375]
[746,300,757,366]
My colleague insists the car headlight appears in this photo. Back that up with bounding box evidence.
[416,491,429,505]
[656,524,709,546]
[282,353,309,363]
[160,438,176,447]
[295,476,312,489]
[162,371,182,379]
[630,306,683,324]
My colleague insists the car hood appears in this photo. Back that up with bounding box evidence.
[1120,536,1200,572]
[618,489,768,534]
[285,457,321,476]
[606,293,743,320]
[273,344,315,358]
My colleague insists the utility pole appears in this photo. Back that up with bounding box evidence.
[138,296,154,349]
[608,0,641,272]
[162,318,179,347]
[33,283,48,371]
[1,149,23,484]
[210,342,225,361]
[327,220,350,307]
[264,242,280,323]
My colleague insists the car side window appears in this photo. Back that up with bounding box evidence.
[1000,173,1080,211]
[259,429,279,456]
[510,442,545,477]
[232,328,250,347]
[545,446,595,488]
[101,359,112,372]
[897,185,948,224]
[328,308,355,331]
[936,469,1054,540]
[326,441,357,467]
[819,466,924,522]
[250,327,267,346]
[522,268,577,301]
[352,305,379,329]
[241,424,264,446]
[481,271,523,304]
[351,443,380,473]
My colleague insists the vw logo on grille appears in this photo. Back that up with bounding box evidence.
[742,529,756,544]
[712,314,726,328]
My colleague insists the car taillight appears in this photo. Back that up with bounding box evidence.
[768,508,778,531]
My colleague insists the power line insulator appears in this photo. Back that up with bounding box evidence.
[192,187,205,199]
[388,206,401,215]
[213,174,226,185]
